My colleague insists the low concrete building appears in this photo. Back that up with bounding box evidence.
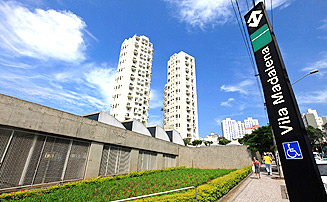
[147,125,170,142]
[122,120,152,137]
[165,129,184,146]
[0,93,253,190]
[83,111,126,129]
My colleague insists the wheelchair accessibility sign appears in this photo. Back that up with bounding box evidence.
[282,141,303,160]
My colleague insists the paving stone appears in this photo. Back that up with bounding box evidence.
[222,165,289,202]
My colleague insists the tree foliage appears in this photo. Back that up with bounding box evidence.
[305,126,324,150]
[191,140,203,147]
[239,126,275,154]
[183,139,190,146]
[204,141,213,146]
[217,137,231,145]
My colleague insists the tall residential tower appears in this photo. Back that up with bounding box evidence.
[163,51,199,141]
[110,35,153,125]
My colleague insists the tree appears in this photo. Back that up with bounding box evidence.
[217,137,231,145]
[191,140,203,147]
[240,126,275,155]
[204,141,213,146]
[305,126,324,151]
[183,139,190,146]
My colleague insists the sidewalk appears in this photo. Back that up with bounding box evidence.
[220,164,289,202]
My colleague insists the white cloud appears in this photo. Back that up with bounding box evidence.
[0,1,87,62]
[259,0,292,10]
[214,112,244,124]
[165,0,232,29]
[318,19,327,30]
[302,53,327,75]
[220,97,235,107]
[297,89,327,104]
[220,79,256,95]
[149,89,163,109]
[164,0,293,29]
[0,62,117,114]
[84,65,117,110]
[148,115,162,126]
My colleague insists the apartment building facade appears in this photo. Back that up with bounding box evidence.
[163,51,199,141]
[110,35,153,125]
[222,117,259,140]
[302,108,327,131]
[243,117,259,134]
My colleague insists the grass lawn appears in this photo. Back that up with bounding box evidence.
[5,167,235,201]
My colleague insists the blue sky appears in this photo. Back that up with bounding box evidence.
[0,0,326,138]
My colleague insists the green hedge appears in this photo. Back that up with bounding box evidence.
[0,166,186,201]
[133,166,252,202]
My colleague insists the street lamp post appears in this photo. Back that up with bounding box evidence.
[292,69,319,85]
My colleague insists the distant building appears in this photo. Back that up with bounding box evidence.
[302,108,327,131]
[243,117,259,134]
[237,121,246,137]
[163,51,199,142]
[110,35,153,125]
[221,118,239,140]
[203,132,220,145]
[222,117,259,140]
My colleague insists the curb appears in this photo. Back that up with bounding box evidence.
[217,172,253,202]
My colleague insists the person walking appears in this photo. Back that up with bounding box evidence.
[252,157,261,179]
[263,153,272,176]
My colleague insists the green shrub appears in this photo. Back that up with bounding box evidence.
[133,166,251,202]
[0,166,248,202]
[0,166,186,201]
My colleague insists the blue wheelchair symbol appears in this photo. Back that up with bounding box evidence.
[282,141,303,160]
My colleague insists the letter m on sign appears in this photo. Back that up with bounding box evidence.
[271,92,284,105]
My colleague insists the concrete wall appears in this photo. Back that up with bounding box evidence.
[166,129,184,146]
[178,145,253,169]
[84,142,104,179]
[147,126,170,142]
[83,111,126,129]
[0,93,255,184]
[0,94,178,156]
[123,120,152,137]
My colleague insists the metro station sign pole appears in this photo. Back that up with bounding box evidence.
[244,2,327,201]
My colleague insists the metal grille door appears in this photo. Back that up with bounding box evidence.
[64,141,89,180]
[137,151,157,171]
[33,137,70,184]
[164,154,176,168]
[0,131,34,189]
[0,126,90,190]
[99,145,131,176]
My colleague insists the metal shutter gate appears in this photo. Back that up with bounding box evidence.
[137,151,157,171]
[0,127,90,190]
[99,145,131,176]
[163,154,176,168]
